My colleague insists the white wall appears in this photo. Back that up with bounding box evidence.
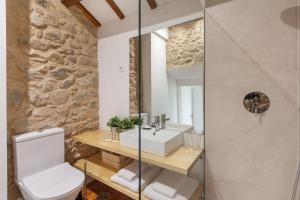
[150,33,169,118]
[98,32,132,129]
[154,28,169,40]
[0,0,7,199]
[98,13,203,129]
[167,74,178,123]
[192,86,204,133]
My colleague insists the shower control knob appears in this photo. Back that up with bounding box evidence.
[243,92,270,115]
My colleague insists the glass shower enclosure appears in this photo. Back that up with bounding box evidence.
[135,0,300,200]
[136,0,205,199]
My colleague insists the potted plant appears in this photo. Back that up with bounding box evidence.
[130,116,144,128]
[120,117,134,132]
[107,116,122,135]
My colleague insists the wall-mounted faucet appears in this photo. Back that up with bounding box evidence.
[243,92,270,116]
[151,116,160,132]
[161,114,170,129]
[151,114,170,132]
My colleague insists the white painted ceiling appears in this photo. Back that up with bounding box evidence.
[167,64,204,80]
[81,0,173,24]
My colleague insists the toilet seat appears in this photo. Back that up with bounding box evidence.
[21,163,84,200]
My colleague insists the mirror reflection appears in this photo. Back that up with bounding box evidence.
[130,18,204,135]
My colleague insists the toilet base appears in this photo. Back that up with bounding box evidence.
[17,181,83,200]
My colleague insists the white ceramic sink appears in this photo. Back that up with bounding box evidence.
[120,124,193,156]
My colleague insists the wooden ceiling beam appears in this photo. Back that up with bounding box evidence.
[106,0,125,20]
[61,0,80,7]
[61,0,101,27]
[74,2,101,27]
[146,0,157,9]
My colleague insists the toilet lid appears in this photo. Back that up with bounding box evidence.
[22,162,84,199]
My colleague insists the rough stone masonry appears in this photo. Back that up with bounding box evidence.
[7,0,99,199]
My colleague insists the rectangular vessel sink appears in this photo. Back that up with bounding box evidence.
[120,124,192,157]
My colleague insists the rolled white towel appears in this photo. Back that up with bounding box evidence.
[144,177,199,200]
[152,170,187,198]
[118,161,149,182]
[111,166,161,192]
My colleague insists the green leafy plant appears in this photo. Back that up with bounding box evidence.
[107,116,122,128]
[107,116,139,131]
[120,117,134,130]
[130,116,144,126]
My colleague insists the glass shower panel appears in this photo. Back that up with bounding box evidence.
[204,0,299,200]
[137,0,205,199]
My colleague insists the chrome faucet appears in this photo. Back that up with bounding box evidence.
[161,114,170,129]
[151,116,160,131]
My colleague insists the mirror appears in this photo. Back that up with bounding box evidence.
[129,18,204,135]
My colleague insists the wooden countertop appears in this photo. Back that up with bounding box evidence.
[73,130,204,175]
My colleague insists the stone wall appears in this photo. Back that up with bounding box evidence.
[68,5,98,37]
[129,38,138,114]
[167,18,204,68]
[7,0,30,198]
[7,0,99,199]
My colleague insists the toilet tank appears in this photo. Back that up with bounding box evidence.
[13,128,65,181]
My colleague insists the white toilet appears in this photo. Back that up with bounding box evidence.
[13,128,85,200]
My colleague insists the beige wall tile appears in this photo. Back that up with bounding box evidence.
[205,0,298,199]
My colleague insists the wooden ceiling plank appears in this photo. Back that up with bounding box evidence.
[105,0,125,20]
[75,2,101,27]
[146,0,157,9]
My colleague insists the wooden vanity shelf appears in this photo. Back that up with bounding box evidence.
[72,130,204,175]
[73,130,204,199]
[74,154,203,200]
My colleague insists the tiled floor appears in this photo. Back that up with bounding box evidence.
[84,181,133,200]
